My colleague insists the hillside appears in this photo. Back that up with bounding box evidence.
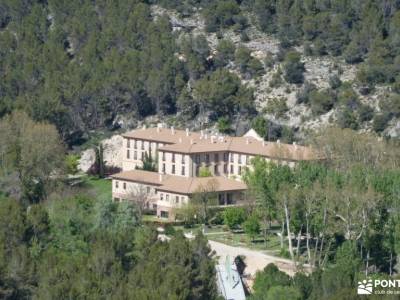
[1,0,399,146]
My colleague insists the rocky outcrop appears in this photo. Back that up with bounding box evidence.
[78,135,123,173]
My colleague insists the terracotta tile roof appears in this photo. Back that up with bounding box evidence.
[111,170,247,195]
[122,127,200,144]
[122,128,321,161]
[111,169,162,186]
[158,136,319,161]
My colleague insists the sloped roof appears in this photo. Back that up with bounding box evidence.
[111,170,247,195]
[122,127,321,161]
[122,127,200,144]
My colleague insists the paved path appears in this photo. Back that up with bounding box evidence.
[209,240,307,277]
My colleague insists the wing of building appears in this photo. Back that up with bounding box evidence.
[112,125,322,220]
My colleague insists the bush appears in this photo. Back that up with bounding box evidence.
[283,51,305,84]
[309,89,336,115]
[265,97,289,118]
[358,104,374,122]
[373,113,392,132]
[217,116,232,134]
[337,108,359,130]
[65,154,80,175]
[223,207,246,230]
[243,214,260,241]
[252,264,292,298]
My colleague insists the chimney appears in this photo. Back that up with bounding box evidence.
[157,126,161,133]
[277,139,281,147]
[159,174,163,182]
[200,130,204,137]
[186,128,189,136]
[171,126,175,135]
[204,134,208,140]
[262,140,265,147]
[246,138,249,145]
[142,124,146,130]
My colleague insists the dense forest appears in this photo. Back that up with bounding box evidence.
[1,0,399,146]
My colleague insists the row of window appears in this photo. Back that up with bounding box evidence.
[159,193,185,204]
[161,152,186,164]
[126,139,164,150]
[126,150,147,160]
[162,164,186,176]
[115,181,151,193]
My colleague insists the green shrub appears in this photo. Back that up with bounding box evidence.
[283,51,305,84]
[309,89,336,115]
[243,214,260,241]
[223,207,246,230]
[65,154,80,175]
[373,113,392,132]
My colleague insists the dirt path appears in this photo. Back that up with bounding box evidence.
[208,240,309,277]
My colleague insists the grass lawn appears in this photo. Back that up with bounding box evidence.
[82,176,112,202]
[207,231,283,254]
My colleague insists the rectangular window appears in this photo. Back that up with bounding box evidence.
[224,164,228,174]
[127,150,130,159]
[239,166,242,174]
[134,151,137,160]
[181,154,185,164]
[134,140,137,149]
[224,153,228,162]
[205,154,210,164]
[161,211,169,218]
[181,166,185,176]
[141,141,144,150]
[141,152,144,160]
[172,153,175,163]
[115,181,119,188]
[230,165,234,174]
[172,165,175,174]
[238,155,242,164]
[175,196,179,204]
[214,153,219,162]
[214,164,218,175]
[166,194,169,202]
[195,154,200,164]
[230,154,234,163]
[127,139,130,148]
[181,196,185,203]
[196,166,200,176]
[162,164,166,173]
[162,152,165,161]
[147,186,150,193]
[123,182,126,190]
[246,155,249,165]
[160,193,164,200]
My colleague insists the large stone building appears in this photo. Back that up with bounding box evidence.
[111,125,319,220]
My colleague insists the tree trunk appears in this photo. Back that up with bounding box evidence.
[280,220,285,249]
[390,252,393,276]
[296,225,303,260]
[263,216,268,247]
[284,203,295,262]
[306,214,311,263]
[365,250,370,276]
[321,239,332,267]
[313,236,319,267]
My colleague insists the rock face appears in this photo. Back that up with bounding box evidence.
[78,148,96,173]
[78,135,123,173]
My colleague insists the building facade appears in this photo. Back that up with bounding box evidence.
[112,125,319,220]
